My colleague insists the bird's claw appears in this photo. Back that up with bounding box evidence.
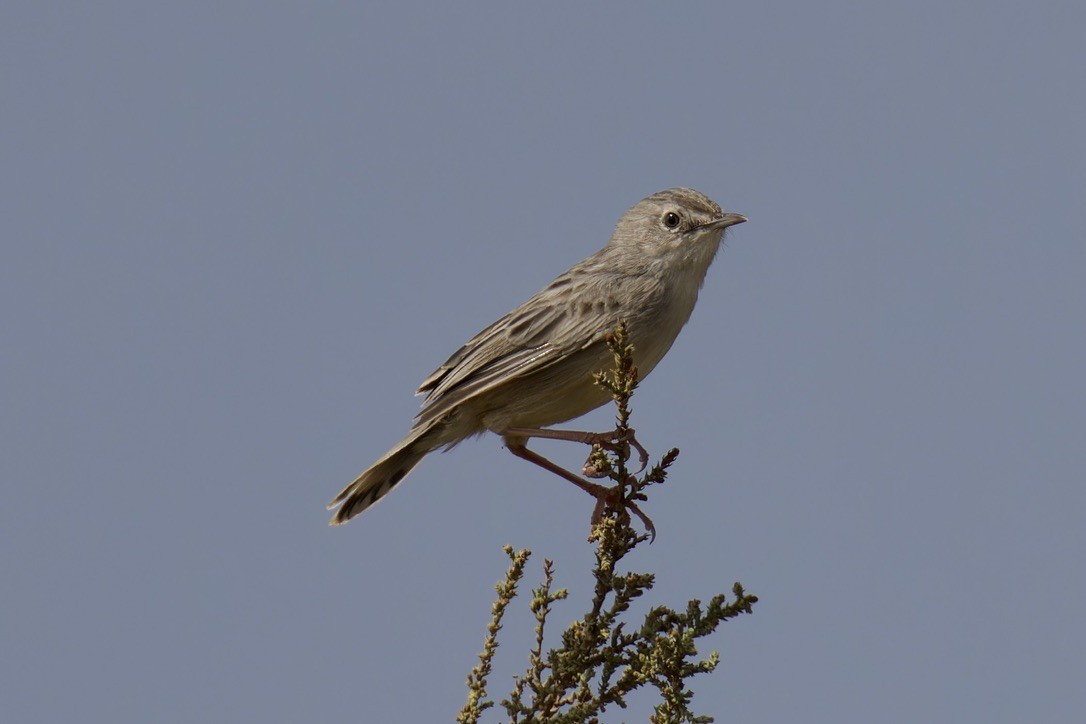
[587,483,657,543]
[582,428,649,475]
[627,431,650,474]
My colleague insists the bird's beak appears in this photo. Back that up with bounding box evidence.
[703,212,748,231]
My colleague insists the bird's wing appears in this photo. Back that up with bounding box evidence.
[414,270,614,421]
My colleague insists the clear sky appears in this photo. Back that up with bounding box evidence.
[3,2,1084,722]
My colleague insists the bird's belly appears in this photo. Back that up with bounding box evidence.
[478,322,686,432]
[477,348,613,431]
[475,282,699,433]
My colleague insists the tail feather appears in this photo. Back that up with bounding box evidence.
[328,434,431,526]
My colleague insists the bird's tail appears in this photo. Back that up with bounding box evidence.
[327,427,436,526]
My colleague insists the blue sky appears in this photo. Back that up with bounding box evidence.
[3,2,1084,722]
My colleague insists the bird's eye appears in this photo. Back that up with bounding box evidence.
[662,211,681,229]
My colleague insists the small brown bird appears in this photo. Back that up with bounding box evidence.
[328,187,746,525]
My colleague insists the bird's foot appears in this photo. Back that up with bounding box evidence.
[588,481,656,543]
[581,428,649,478]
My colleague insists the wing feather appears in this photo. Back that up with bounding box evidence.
[413,265,616,423]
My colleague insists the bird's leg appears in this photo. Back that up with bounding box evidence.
[502,426,650,477]
[503,434,656,541]
[503,434,611,499]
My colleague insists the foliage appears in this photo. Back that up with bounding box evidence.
[458,324,757,723]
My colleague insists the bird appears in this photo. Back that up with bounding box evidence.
[328,187,747,527]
